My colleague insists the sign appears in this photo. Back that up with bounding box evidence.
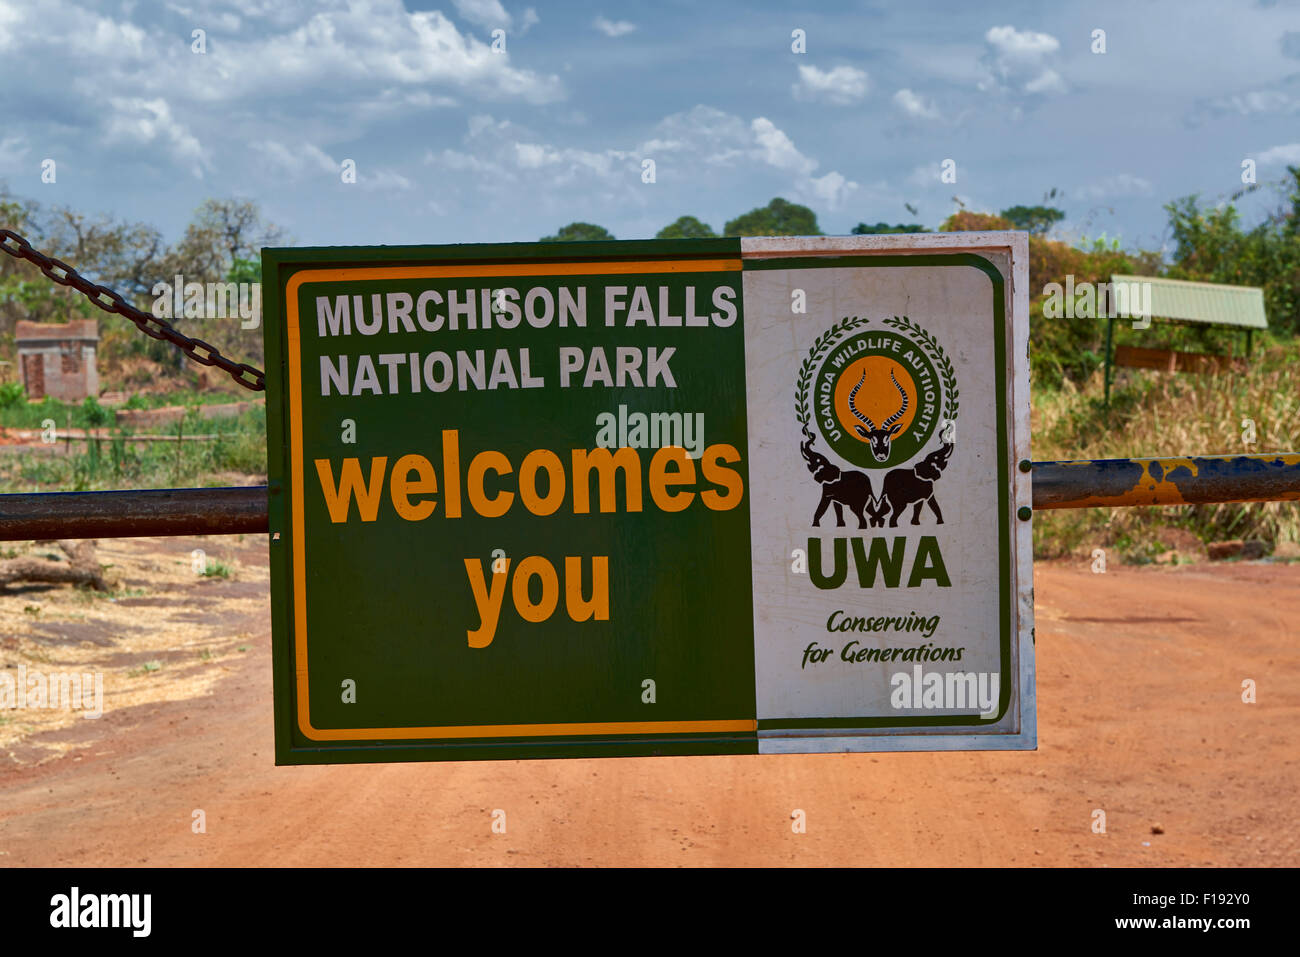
[262,233,1034,765]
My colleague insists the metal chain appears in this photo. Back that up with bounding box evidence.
[0,228,265,392]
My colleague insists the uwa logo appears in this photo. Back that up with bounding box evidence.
[794,314,958,529]
[792,314,958,591]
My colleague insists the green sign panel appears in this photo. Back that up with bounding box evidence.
[263,236,1034,765]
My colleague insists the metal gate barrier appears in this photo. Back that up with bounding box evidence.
[0,452,1296,541]
[1,228,1297,542]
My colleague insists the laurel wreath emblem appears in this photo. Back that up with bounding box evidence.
[794,314,959,442]
[794,314,872,440]
[881,314,960,424]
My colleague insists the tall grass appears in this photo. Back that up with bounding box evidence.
[1032,341,1300,560]
[0,388,244,430]
[0,405,266,492]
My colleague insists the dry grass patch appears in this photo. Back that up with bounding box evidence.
[0,536,267,764]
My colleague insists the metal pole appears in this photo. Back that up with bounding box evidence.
[0,452,1298,541]
[1030,452,1300,509]
[0,486,269,541]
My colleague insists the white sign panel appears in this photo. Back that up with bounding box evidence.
[740,233,1034,752]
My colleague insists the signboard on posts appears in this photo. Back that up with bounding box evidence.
[263,233,1034,765]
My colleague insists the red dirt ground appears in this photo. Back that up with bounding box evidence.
[1,538,1296,867]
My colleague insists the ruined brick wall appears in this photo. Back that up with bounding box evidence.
[15,319,99,401]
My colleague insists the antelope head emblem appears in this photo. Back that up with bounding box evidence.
[847,369,909,462]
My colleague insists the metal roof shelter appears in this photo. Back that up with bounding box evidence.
[1102,275,1268,407]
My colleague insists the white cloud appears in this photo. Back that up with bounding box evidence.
[513,141,634,179]
[426,115,637,193]
[1200,89,1297,116]
[352,88,460,120]
[466,113,504,138]
[793,64,869,105]
[806,170,858,209]
[593,16,636,37]
[426,106,858,211]
[245,6,559,102]
[452,0,510,29]
[752,118,817,175]
[255,140,409,190]
[360,169,413,192]
[1023,69,1065,94]
[639,138,684,153]
[893,88,941,120]
[907,162,943,188]
[648,106,752,163]
[713,111,859,209]
[512,142,552,168]
[4,0,562,106]
[1186,74,1300,125]
[0,3,23,51]
[1258,142,1300,165]
[452,0,537,34]
[655,108,858,210]
[104,98,210,178]
[254,140,337,176]
[1072,173,1153,200]
[431,148,494,174]
[0,0,563,186]
[979,25,1066,96]
[0,134,29,172]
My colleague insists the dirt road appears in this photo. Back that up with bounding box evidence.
[1,536,1296,867]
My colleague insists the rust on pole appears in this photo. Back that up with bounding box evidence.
[0,453,1296,541]
[1031,452,1300,509]
[0,486,269,541]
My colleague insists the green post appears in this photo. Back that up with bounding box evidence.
[1103,316,1115,410]
[1246,329,1253,358]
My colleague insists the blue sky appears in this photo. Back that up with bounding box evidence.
[2,0,1298,253]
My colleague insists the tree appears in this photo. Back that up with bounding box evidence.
[0,189,132,334]
[724,198,821,236]
[0,190,284,391]
[41,207,167,298]
[851,222,926,234]
[151,198,285,375]
[541,222,615,242]
[939,210,1013,232]
[1000,204,1065,236]
[656,216,717,239]
[165,198,283,284]
[1024,232,1160,388]
[1163,167,1300,335]
[228,257,260,285]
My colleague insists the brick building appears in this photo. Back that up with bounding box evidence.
[15,319,99,401]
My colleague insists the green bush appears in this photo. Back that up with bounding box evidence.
[82,396,111,427]
[1032,343,1300,560]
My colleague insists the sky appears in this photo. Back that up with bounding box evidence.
[1,0,1299,254]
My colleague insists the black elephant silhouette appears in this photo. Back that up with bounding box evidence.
[875,442,955,527]
[800,436,874,528]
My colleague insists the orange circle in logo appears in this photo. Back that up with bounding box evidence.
[834,355,917,444]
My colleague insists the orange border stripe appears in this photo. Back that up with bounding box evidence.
[284,260,754,742]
